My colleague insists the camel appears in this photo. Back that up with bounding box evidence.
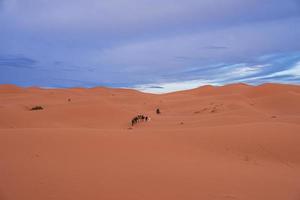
[131,114,149,126]
[156,108,160,114]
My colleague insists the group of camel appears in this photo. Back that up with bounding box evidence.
[131,115,149,126]
[131,108,160,126]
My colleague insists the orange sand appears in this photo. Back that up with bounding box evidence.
[0,83,300,200]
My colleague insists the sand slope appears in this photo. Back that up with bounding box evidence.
[0,83,300,200]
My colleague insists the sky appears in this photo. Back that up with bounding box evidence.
[0,0,300,93]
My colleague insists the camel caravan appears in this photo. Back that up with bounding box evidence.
[131,115,149,126]
[131,108,161,127]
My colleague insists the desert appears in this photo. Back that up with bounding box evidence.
[0,83,300,200]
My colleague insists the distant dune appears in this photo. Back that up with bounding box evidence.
[1,83,300,200]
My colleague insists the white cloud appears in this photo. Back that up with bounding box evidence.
[228,64,270,77]
[268,61,300,77]
[132,79,219,94]
[232,60,300,84]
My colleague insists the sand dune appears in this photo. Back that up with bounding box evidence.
[0,83,300,200]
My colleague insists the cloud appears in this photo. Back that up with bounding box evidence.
[133,79,219,94]
[2,0,299,32]
[251,61,300,79]
[132,52,300,93]
[94,16,300,74]
[225,64,269,77]
[0,55,37,69]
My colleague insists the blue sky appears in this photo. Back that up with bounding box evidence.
[0,0,300,93]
